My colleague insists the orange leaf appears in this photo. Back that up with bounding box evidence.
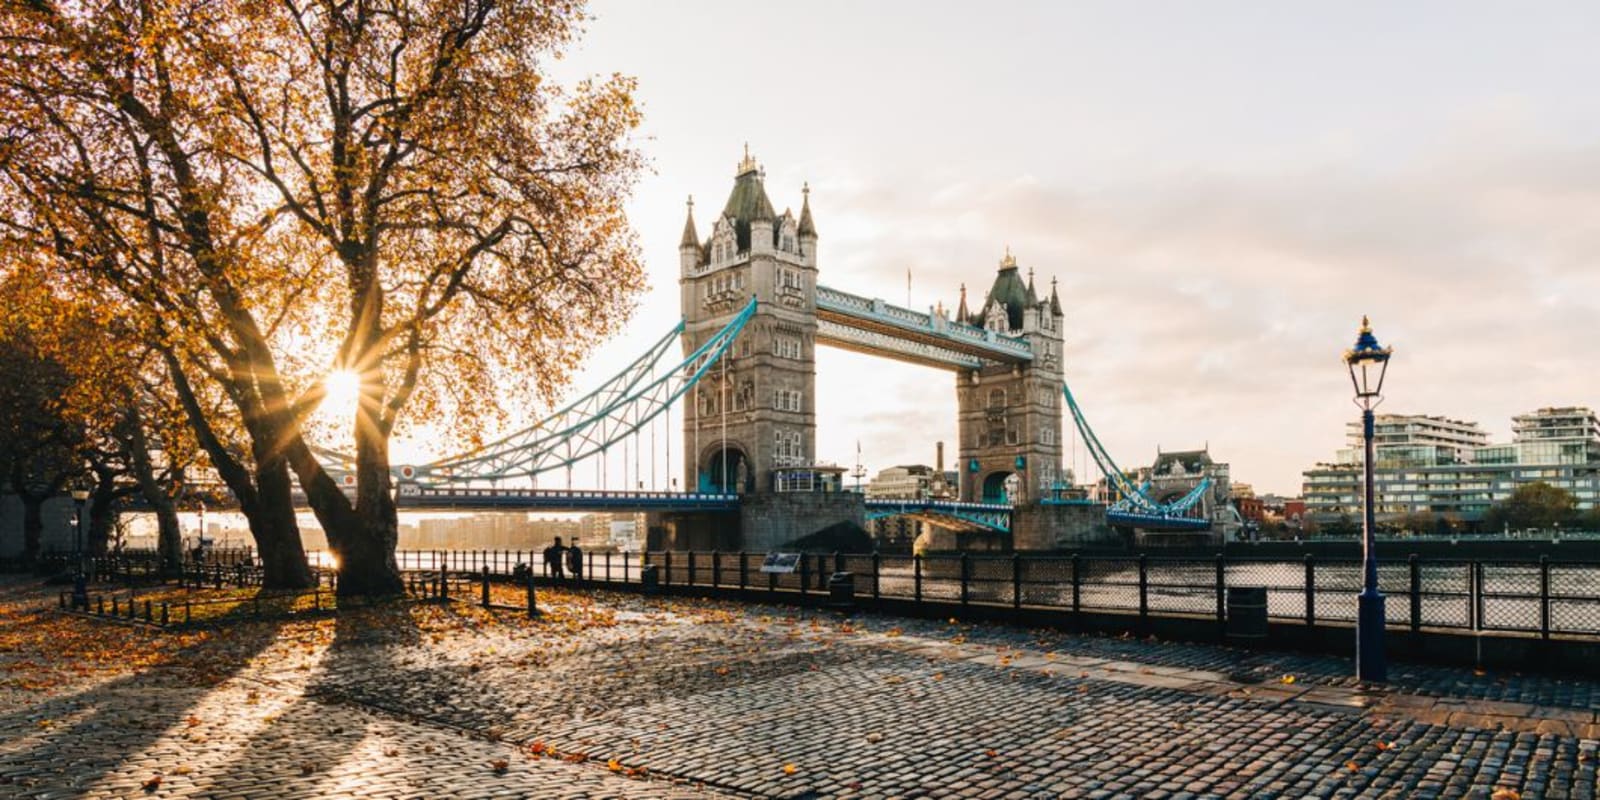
[490,759,509,774]
[984,749,998,758]
[1490,789,1520,800]
[782,763,798,775]
[607,758,623,773]
[1345,760,1359,772]
[142,775,163,791]
[1375,741,1392,751]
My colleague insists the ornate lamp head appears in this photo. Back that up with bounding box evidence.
[1343,315,1393,408]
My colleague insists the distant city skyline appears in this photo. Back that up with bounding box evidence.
[411,1,1600,497]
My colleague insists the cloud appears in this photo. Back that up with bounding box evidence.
[808,138,1600,494]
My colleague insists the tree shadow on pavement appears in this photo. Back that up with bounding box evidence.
[0,608,289,797]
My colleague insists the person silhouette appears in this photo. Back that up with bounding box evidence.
[543,536,566,579]
[566,538,584,580]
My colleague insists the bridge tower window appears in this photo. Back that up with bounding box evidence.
[773,336,801,359]
[987,388,1006,409]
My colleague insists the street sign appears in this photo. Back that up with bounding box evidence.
[759,553,800,574]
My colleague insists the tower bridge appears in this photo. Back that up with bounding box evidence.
[305,149,1226,551]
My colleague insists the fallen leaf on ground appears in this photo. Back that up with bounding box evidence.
[142,775,162,791]
[608,758,624,772]
[1491,789,1520,800]
[782,763,798,775]
[490,759,509,774]
[1280,674,1296,684]
[1346,761,1359,772]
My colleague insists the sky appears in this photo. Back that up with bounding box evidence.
[529,1,1600,496]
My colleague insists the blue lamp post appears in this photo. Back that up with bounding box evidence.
[1344,316,1391,683]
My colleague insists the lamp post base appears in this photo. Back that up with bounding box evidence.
[1356,589,1387,683]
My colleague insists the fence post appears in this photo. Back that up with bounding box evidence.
[834,551,845,576]
[1408,554,1422,636]
[711,550,721,589]
[799,555,809,597]
[1539,555,1551,642]
[1215,554,1226,631]
[606,551,613,584]
[440,562,449,600]
[960,552,971,608]
[160,602,168,627]
[143,600,152,623]
[739,551,748,592]
[664,551,673,587]
[527,563,539,618]
[1471,560,1483,632]
[481,566,491,608]
[914,553,923,606]
[1071,553,1083,628]
[687,551,697,587]
[1304,554,1316,627]
[1137,554,1149,631]
[872,551,882,602]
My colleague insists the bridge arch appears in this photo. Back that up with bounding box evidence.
[701,444,751,494]
[981,471,1018,503]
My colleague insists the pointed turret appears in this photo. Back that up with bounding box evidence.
[680,196,700,249]
[679,196,702,274]
[956,283,969,323]
[798,182,818,238]
[1025,267,1039,305]
[1050,276,1063,316]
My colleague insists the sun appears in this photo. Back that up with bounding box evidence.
[323,369,362,410]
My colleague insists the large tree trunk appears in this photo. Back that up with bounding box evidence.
[86,470,117,556]
[163,350,313,589]
[248,459,315,590]
[339,424,404,597]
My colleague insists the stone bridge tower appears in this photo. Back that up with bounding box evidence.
[955,251,1065,503]
[679,149,818,494]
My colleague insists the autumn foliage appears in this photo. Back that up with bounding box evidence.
[0,1,645,592]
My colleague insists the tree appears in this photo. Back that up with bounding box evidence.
[1,1,643,594]
[0,263,193,568]
[1485,482,1578,532]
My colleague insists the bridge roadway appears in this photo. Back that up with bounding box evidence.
[392,486,740,512]
[814,285,1032,371]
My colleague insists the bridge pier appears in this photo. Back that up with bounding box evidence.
[1011,502,1120,550]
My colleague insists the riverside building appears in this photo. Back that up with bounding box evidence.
[1302,407,1600,525]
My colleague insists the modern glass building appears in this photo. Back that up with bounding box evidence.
[1303,408,1600,524]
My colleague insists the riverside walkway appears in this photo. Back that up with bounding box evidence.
[0,575,1594,799]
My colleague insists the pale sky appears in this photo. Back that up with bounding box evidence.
[533,1,1600,496]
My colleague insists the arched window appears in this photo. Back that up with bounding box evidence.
[987,388,1006,409]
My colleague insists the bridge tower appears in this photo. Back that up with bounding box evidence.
[955,251,1066,503]
[679,148,818,494]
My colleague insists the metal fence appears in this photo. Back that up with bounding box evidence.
[37,547,1600,641]
[604,551,1600,641]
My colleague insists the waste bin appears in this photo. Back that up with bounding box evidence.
[827,572,855,610]
[640,564,660,595]
[1225,586,1268,642]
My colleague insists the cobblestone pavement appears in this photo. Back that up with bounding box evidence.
[1,576,1597,799]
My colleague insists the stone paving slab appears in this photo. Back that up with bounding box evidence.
[3,577,1600,799]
